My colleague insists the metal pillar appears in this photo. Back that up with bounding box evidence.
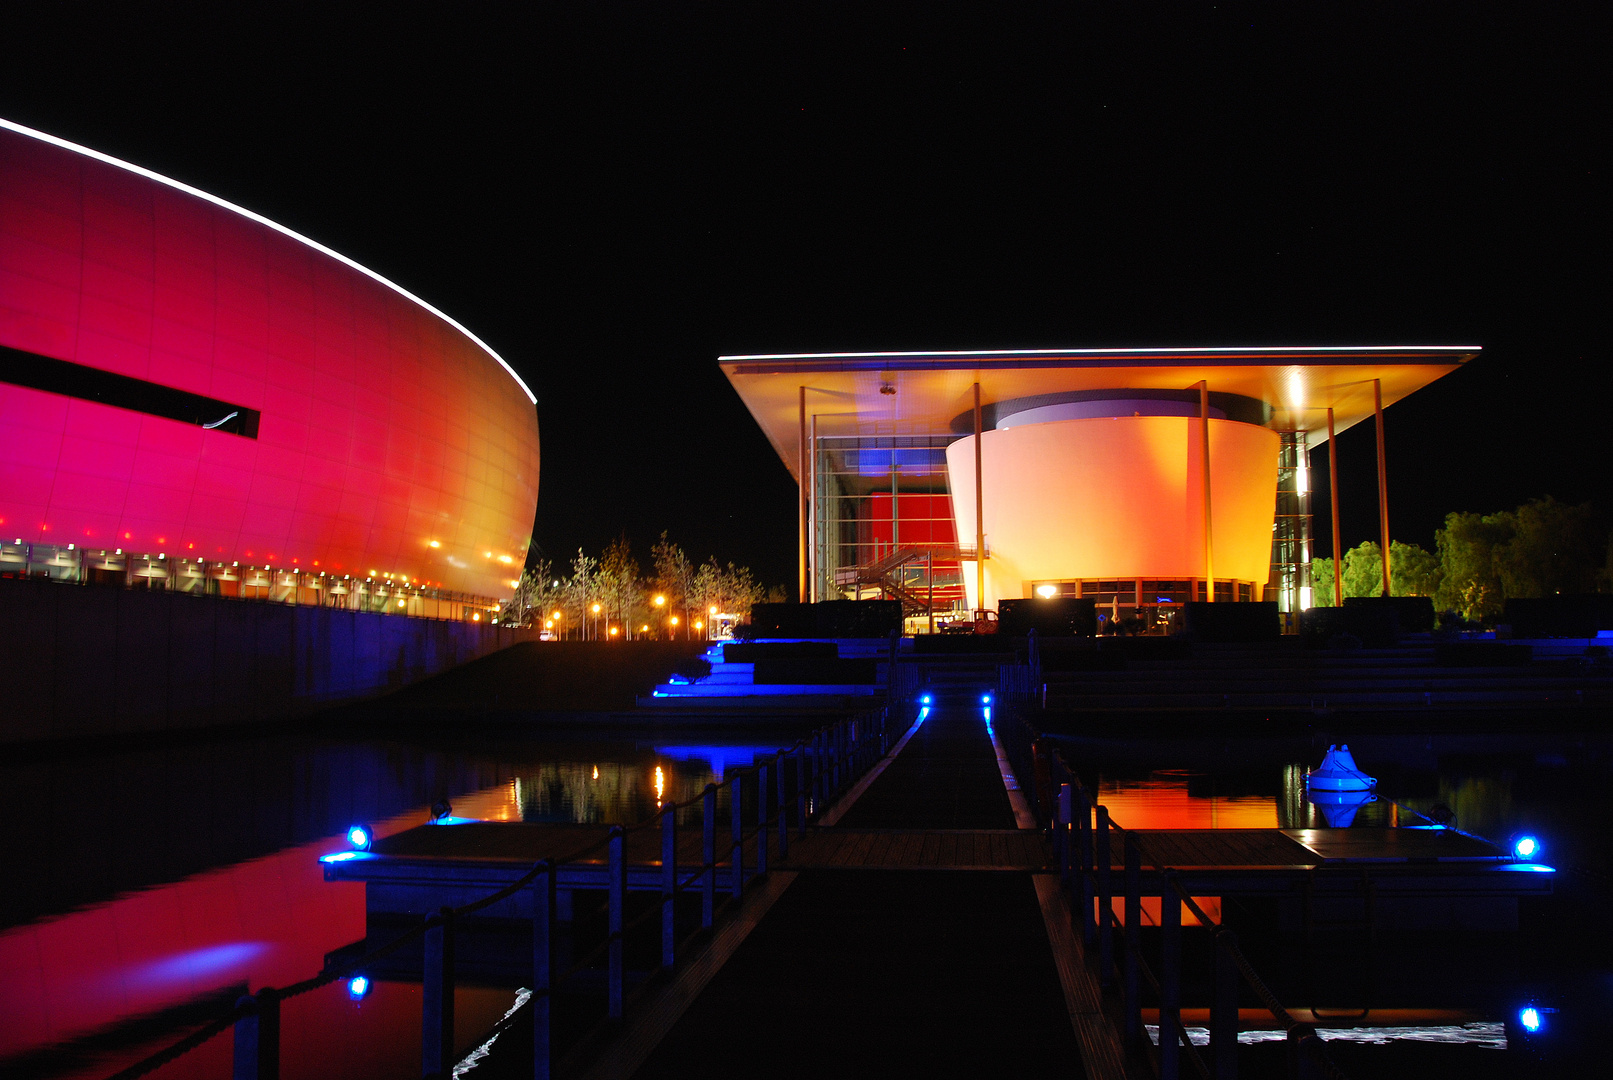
[1327,407,1343,607]
[798,386,809,603]
[1199,381,1214,600]
[1374,379,1391,596]
[973,382,985,611]
[809,413,819,602]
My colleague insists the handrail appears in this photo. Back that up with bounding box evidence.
[104,703,897,1080]
[996,689,1351,1080]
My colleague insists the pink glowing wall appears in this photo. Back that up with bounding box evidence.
[0,125,540,599]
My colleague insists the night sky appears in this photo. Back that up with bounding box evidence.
[3,3,1603,592]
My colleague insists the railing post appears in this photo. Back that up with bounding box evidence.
[1124,841,1142,1045]
[1076,785,1094,946]
[1160,884,1182,1080]
[1288,1023,1324,1080]
[731,773,745,901]
[533,861,556,1080]
[1096,806,1113,986]
[1056,783,1072,885]
[422,908,455,1078]
[811,731,824,813]
[756,762,768,876]
[661,809,677,970]
[702,784,717,929]
[608,826,625,1019]
[1212,928,1240,1079]
[796,744,808,838]
[232,988,279,1080]
[776,752,790,860]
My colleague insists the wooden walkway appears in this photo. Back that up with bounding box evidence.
[781,827,1049,870]
[625,696,1093,1080]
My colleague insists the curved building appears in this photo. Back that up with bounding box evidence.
[0,119,539,605]
[722,346,1478,628]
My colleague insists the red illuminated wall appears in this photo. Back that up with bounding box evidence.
[0,123,540,599]
[860,492,958,548]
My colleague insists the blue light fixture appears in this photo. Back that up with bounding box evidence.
[1513,834,1540,860]
[920,694,932,705]
[347,824,373,850]
[1518,1006,1542,1033]
[981,694,992,705]
[348,974,371,1000]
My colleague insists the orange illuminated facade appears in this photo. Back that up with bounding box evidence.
[721,347,1476,623]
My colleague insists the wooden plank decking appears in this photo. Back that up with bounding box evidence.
[780,827,1050,870]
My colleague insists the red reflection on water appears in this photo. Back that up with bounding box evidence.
[1097,774,1277,830]
[0,801,516,1079]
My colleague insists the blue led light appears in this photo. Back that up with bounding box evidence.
[349,974,371,1000]
[1514,835,1540,860]
[981,694,992,704]
[1518,1006,1542,1033]
[920,694,932,705]
[347,825,372,850]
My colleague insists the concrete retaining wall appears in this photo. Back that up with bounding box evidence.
[0,578,534,744]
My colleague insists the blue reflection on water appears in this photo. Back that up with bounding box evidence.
[125,941,269,990]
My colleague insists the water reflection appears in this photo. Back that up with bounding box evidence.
[0,727,805,1080]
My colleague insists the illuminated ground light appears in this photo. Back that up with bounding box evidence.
[1518,1006,1544,1033]
[348,974,372,1001]
[1513,834,1540,860]
[920,694,932,705]
[347,824,373,850]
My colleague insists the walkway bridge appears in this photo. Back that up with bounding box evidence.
[107,644,1559,1080]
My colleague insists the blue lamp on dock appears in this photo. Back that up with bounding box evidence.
[1512,834,1541,861]
[347,824,373,851]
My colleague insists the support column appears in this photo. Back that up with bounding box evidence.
[798,386,809,603]
[809,413,819,603]
[973,382,985,612]
[1327,407,1343,607]
[1374,379,1391,596]
[1199,381,1214,601]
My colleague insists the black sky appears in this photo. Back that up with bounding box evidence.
[2,2,1605,591]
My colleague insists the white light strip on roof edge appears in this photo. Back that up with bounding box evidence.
[722,346,1481,361]
[0,117,537,405]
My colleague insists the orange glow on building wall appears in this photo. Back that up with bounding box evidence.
[947,416,1279,610]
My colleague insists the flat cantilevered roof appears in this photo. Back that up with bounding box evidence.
[721,346,1478,483]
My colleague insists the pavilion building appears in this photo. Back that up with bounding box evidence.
[721,347,1476,632]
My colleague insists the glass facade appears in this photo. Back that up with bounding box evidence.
[1269,431,1314,620]
[810,431,969,630]
[0,541,501,621]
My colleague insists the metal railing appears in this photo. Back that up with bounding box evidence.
[995,678,1350,1080]
[104,706,897,1080]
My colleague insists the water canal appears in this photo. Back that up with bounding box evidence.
[1052,726,1613,1078]
[5,717,1609,1078]
[0,719,810,1080]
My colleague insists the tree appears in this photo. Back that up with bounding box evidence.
[651,532,696,639]
[1493,496,1604,598]
[1310,557,1337,606]
[500,556,555,627]
[1390,541,1442,598]
[562,549,601,639]
[1342,541,1385,598]
[599,533,642,640]
[1435,510,1513,623]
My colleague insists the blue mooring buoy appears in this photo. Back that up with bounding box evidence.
[1307,744,1376,792]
